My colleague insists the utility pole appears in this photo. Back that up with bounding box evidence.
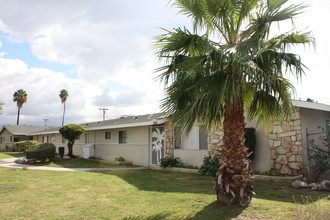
[42,119,49,126]
[98,108,109,121]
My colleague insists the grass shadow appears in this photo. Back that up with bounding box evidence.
[188,201,246,220]
[121,202,246,220]
[101,170,329,204]
[122,213,182,220]
[253,179,329,204]
[103,169,215,195]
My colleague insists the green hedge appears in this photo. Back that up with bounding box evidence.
[160,156,183,168]
[13,141,39,152]
[198,155,220,176]
[26,143,56,162]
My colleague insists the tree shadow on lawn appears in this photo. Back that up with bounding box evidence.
[99,169,216,195]
[253,180,329,204]
[121,202,245,220]
[99,170,329,204]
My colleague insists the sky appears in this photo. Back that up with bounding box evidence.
[0,0,329,127]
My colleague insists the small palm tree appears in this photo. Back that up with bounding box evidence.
[155,0,313,206]
[59,89,69,126]
[13,89,28,125]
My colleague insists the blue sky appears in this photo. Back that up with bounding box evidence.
[0,33,77,77]
[0,0,329,126]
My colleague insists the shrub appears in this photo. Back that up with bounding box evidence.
[13,141,39,152]
[160,156,183,168]
[198,155,220,176]
[115,156,126,162]
[309,138,330,175]
[26,143,56,162]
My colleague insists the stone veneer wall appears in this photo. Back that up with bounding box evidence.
[269,109,303,175]
[164,110,303,176]
[164,124,174,157]
[208,130,224,157]
[207,108,303,176]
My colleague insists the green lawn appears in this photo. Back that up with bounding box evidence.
[0,167,329,220]
[0,152,25,159]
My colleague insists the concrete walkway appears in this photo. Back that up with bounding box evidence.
[0,157,146,172]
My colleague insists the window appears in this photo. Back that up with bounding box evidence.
[199,126,208,150]
[0,137,4,143]
[62,136,65,144]
[174,127,182,149]
[51,134,56,143]
[85,133,92,143]
[42,136,48,143]
[10,136,13,142]
[174,125,208,150]
[105,131,111,140]
[119,131,128,144]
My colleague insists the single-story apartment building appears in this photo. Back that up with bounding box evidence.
[1,100,329,176]
[0,125,50,151]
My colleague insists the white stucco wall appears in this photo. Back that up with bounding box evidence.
[299,108,330,166]
[174,149,208,167]
[94,126,150,166]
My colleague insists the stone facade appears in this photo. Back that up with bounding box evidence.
[208,129,223,157]
[269,109,303,175]
[164,124,174,157]
[164,108,304,176]
[205,109,303,176]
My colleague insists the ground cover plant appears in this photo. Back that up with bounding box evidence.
[0,152,133,168]
[0,167,328,220]
[36,157,134,168]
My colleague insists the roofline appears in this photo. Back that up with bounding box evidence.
[84,118,167,131]
[27,118,167,135]
[292,100,330,112]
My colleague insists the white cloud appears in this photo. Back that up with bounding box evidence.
[0,0,329,126]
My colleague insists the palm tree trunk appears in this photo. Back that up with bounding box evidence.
[62,102,66,127]
[17,107,20,125]
[215,98,254,206]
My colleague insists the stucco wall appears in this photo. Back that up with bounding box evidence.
[300,108,330,166]
[0,129,13,150]
[174,149,208,167]
[94,126,150,166]
[208,121,271,173]
[248,122,271,172]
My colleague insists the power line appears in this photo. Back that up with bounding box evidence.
[42,119,49,126]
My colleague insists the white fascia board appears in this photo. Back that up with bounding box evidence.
[292,100,330,112]
[27,131,60,136]
[84,119,167,131]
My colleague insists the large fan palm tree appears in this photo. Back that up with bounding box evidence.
[155,0,313,206]
[59,89,69,126]
[13,89,28,125]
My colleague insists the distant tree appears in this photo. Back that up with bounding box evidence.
[13,89,28,125]
[0,101,4,115]
[59,89,69,126]
[59,124,85,158]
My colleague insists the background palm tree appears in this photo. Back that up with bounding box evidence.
[13,89,28,125]
[155,0,313,206]
[0,101,4,115]
[59,89,69,126]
